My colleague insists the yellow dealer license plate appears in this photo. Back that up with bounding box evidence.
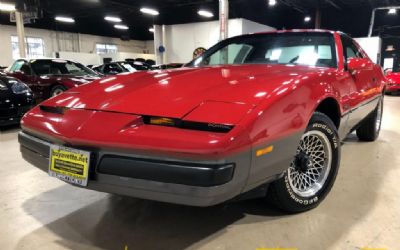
[49,145,91,187]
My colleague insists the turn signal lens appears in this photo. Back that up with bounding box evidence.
[149,117,176,126]
[144,116,234,133]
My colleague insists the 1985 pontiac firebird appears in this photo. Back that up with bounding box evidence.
[19,30,385,213]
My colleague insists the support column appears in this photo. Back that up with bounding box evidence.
[15,11,26,58]
[315,7,321,29]
[162,25,167,64]
[219,0,229,41]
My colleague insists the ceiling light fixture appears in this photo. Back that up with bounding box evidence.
[386,45,395,51]
[114,24,129,30]
[388,8,397,15]
[198,10,214,18]
[105,16,122,22]
[149,27,155,33]
[0,2,16,11]
[55,16,75,23]
[140,7,159,16]
[268,0,277,7]
[304,16,311,22]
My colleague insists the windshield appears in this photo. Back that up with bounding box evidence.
[31,59,98,76]
[189,32,337,68]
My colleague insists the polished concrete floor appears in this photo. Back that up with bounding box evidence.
[1,97,400,250]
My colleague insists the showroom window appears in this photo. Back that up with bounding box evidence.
[11,36,45,59]
[96,43,118,54]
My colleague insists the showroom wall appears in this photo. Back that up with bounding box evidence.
[355,37,382,64]
[154,18,276,64]
[0,24,155,67]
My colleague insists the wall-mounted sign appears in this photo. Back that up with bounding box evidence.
[193,47,206,59]
[158,45,166,53]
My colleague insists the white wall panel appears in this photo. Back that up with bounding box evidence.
[355,37,382,64]
[155,19,275,64]
[0,24,154,67]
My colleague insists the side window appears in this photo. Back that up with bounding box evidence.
[20,63,32,75]
[31,61,52,75]
[341,36,363,61]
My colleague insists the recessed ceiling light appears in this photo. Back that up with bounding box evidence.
[388,8,397,15]
[140,7,159,16]
[105,16,122,22]
[0,2,15,11]
[149,27,155,33]
[114,24,129,30]
[55,16,75,23]
[304,16,311,22]
[198,10,214,18]
[268,0,277,7]
[386,45,395,51]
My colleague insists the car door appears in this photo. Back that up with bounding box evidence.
[340,35,378,130]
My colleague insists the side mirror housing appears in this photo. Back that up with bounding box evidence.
[347,58,373,72]
[384,68,393,76]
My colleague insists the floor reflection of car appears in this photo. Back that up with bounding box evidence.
[385,68,400,95]
[0,73,35,126]
[5,59,102,100]
[93,61,149,75]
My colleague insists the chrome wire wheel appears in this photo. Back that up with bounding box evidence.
[52,88,64,97]
[288,130,332,198]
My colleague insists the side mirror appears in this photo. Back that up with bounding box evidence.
[347,58,373,73]
[384,68,393,76]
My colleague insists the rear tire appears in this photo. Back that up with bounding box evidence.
[266,112,340,213]
[356,96,383,142]
[50,85,67,97]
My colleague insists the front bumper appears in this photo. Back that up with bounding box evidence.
[19,132,251,206]
[386,83,400,92]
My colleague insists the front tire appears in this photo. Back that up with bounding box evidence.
[356,96,383,142]
[267,112,341,213]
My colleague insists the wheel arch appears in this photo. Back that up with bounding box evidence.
[48,82,67,98]
[314,97,341,129]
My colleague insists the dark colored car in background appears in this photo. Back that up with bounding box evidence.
[6,59,101,100]
[151,63,184,70]
[93,61,149,75]
[0,73,34,126]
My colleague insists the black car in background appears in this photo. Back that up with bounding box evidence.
[93,61,150,75]
[151,63,184,70]
[0,74,35,126]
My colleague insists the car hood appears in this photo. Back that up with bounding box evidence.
[387,72,400,83]
[45,64,327,119]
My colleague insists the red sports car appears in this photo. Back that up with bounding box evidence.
[6,59,101,100]
[19,30,385,213]
[385,70,400,94]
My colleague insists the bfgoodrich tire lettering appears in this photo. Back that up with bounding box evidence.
[267,112,341,213]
